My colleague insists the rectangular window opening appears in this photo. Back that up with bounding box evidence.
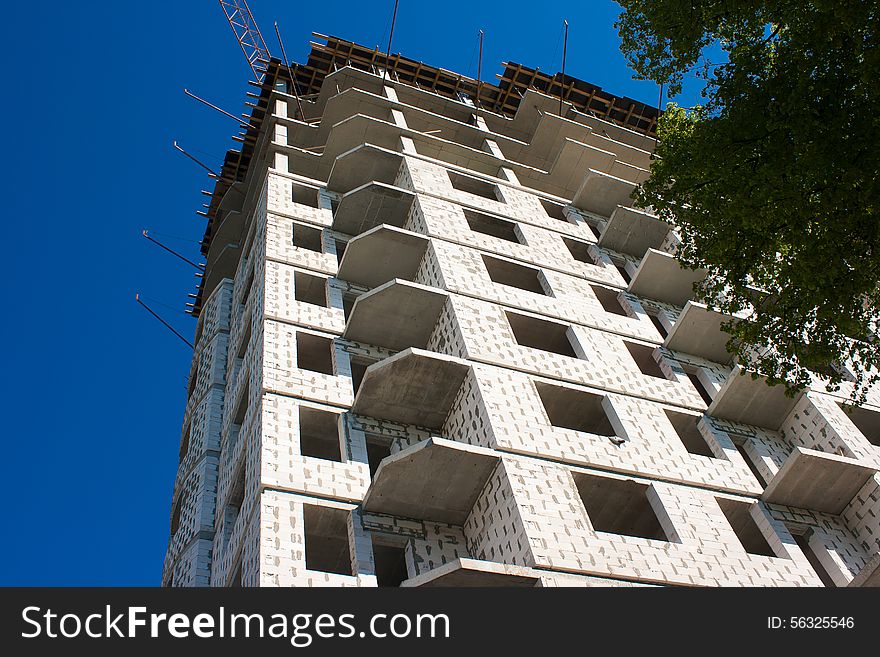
[539,198,568,222]
[563,237,598,265]
[240,268,256,308]
[716,497,775,557]
[342,293,357,321]
[624,341,667,379]
[647,312,668,339]
[294,271,328,307]
[179,424,191,463]
[303,505,353,576]
[236,321,252,361]
[591,284,629,316]
[793,530,837,587]
[231,381,249,429]
[464,209,522,243]
[187,363,199,399]
[734,441,767,485]
[349,357,376,396]
[506,311,577,358]
[299,406,343,462]
[535,381,617,437]
[837,402,880,446]
[607,256,631,283]
[292,223,324,253]
[228,561,243,588]
[448,170,499,201]
[683,367,713,406]
[291,182,320,209]
[371,537,410,587]
[224,461,246,543]
[574,474,669,541]
[664,409,716,458]
[334,239,347,265]
[481,254,547,295]
[366,435,393,477]
[296,332,335,375]
[170,495,183,536]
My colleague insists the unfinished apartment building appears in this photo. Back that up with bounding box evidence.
[162,35,880,587]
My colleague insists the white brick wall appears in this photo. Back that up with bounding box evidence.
[166,61,880,589]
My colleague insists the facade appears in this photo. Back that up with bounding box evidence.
[162,36,880,587]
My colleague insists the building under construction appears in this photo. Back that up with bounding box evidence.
[162,25,880,586]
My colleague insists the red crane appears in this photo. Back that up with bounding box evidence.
[217,0,272,80]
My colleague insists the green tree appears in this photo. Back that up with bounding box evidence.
[615,0,880,403]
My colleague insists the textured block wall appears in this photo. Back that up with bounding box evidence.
[167,68,880,588]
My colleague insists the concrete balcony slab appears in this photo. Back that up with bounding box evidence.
[707,366,802,430]
[598,205,669,257]
[352,348,470,429]
[401,558,540,587]
[336,224,429,288]
[572,169,638,216]
[332,181,415,235]
[663,301,735,364]
[343,279,448,351]
[327,144,404,193]
[363,438,499,524]
[627,248,707,306]
[762,447,877,514]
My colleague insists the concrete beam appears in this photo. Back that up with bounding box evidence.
[336,224,429,288]
[401,558,541,587]
[362,437,499,524]
[598,205,670,257]
[326,144,403,193]
[762,448,877,514]
[707,366,802,430]
[332,182,415,235]
[572,169,638,216]
[663,301,736,364]
[628,248,707,306]
[343,280,448,351]
[352,348,470,429]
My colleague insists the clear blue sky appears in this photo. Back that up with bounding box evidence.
[0,0,705,585]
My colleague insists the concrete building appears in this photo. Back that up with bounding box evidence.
[163,35,880,587]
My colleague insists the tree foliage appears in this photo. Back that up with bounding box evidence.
[615,0,880,402]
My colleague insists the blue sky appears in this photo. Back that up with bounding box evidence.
[0,1,706,585]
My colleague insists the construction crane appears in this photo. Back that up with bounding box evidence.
[217,0,272,80]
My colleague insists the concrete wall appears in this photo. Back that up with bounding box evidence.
[163,60,880,588]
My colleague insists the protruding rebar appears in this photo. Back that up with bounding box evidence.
[142,230,205,271]
[172,141,219,179]
[136,294,194,348]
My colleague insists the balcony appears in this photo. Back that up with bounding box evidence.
[707,366,802,430]
[363,437,499,523]
[572,169,638,216]
[352,348,470,429]
[663,301,736,364]
[332,182,415,235]
[627,248,707,306]
[336,224,429,288]
[364,437,542,587]
[343,279,448,351]
[598,205,669,257]
[762,447,877,514]
[401,558,540,587]
[327,144,404,193]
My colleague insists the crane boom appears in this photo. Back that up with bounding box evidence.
[217,0,271,80]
